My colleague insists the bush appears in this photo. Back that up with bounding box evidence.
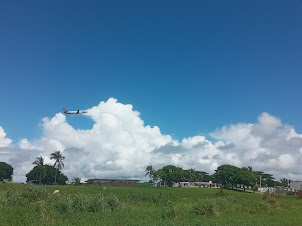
[50,193,121,213]
[106,195,121,211]
[193,199,220,217]
[22,186,48,201]
[0,189,28,206]
[267,198,280,208]
[262,190,280,208]
[127,192,172,203]
[216,189,225,197]
[162,200,187,219]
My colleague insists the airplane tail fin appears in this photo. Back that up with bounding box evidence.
[63,108,67,113]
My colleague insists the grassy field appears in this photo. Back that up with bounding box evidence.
[0,183,301,226]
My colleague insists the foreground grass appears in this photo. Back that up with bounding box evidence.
[0,183,301,225]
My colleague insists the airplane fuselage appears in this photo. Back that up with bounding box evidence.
[63,108,87,114]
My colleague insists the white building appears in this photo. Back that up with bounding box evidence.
[290,181,302,191]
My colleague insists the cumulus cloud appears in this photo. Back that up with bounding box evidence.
[0,126,12,147]
[1,98,302,182]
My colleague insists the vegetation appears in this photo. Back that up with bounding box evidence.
[146,164,290,192]
[72,177,81,186]
[152,165,212,187]
[32,156,44,185]
[145,165,155,184]
[279,178,292,188]
[50,151,65,184]
[0,183,302,225]
[211,164,287,191]
[0,162,13,182]
[0,162,14,181]
[26,165,68,185]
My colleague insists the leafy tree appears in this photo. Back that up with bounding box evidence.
[153,166,211,186]
[160,165,184,187]
[153,169,165,186]
[202,173,213,182]
[253,171,276,187]
[72,177,81,185]
[0,162,13,182]
[237,167,256,191]
[184,169,197,182]
[26,165,68,185]
[263,174,276,187]
[213,165,239,189]
[32,156,44,185]
[50,151,65,184]
[184,170,212,182]
[145,165,155,183]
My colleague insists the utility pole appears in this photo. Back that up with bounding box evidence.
[259,175,262,192]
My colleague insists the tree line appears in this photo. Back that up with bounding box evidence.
[145,164,292,190]
[0,156,294,188]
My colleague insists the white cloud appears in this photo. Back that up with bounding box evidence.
[0,126,12,147]
[1,99,302,183]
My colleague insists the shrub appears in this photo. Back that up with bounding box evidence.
[22,185,48,201]
[216,189,225,197]
[127,192,172,203]
[50,195,72,213]
[0,189,28,206]
[262,191,280,208]
[105,195,121,211]
[193,199,220,217]
[263,190,270,200]
[267,198,280,208]
[50,193,121,213]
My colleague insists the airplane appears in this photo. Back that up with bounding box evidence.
[63,108,87,114]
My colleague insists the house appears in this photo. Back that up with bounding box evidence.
[85,178,140,187]
[290,181,302,191]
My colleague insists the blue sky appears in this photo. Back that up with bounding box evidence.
[1,0,302,142]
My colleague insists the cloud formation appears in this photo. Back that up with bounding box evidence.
[1,98,302,182]
[0,126,12,147]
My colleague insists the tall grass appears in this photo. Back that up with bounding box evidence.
[126,191,172,203]
[50,193,121,213]
[1,184,302,225]
[0,185,121,214]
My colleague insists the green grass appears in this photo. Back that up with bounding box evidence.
[0,183,301,225]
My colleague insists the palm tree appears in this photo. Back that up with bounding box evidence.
[280,178,292,187]
[145,165,155,183]
[50,151,65,184]
[33,156,44,185]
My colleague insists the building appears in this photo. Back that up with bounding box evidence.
[85,178,140,187]
[173,181,220,188]
[290,181,302,191]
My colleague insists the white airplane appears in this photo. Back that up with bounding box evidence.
[63,108,87,114]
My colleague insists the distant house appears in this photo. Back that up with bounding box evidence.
[290,181,302,191]
[173,181,220,188]
[85,178,140,187]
